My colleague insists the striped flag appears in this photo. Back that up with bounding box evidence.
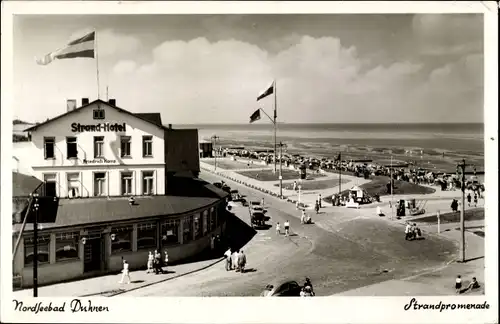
[256,81,274,101]
[36,31,95,66]
[249,109,261,123]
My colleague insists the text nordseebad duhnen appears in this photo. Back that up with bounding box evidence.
[71,122,126,132]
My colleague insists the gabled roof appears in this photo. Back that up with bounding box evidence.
[24,99,167,132]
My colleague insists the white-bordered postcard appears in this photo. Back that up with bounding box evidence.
[1,1,498,323]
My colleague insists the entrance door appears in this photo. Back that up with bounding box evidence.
[84,238,103,272]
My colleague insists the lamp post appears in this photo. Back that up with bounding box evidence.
[390,153,394,221]
[32,193,39,297]
[456,158,468,262]
[211,135,219,171]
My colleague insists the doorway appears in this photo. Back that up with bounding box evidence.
[84,238,103,273]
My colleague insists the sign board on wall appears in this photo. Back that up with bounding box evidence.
[71,123,126,132]
[83,158,117,164]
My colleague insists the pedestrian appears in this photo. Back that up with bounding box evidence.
[474,193,478,207]
[315,200,319,214]
[146,251,154,274]
[293,181,297,191]
[224,248,232,271]
[154,249,163,274]
[210,235,216,251]
[404,222,411,240]
[318,194,322,208]
[284,220,290,237]
[301,210,306,224]
[465,277,480,292]
[467,193,471,207]
[119,259,131,284]
[233,250,240,271]
[238,250,247,273]
[455,275,462,293]
[164,250,169,270]
[276,222,281,235]
[261,198,265,209]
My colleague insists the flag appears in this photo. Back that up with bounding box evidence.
[36,31,95,65]
[256,81,274,101]
[249,109,261,123]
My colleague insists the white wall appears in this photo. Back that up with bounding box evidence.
[26,102,166,196]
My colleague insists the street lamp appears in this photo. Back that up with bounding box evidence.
[211,135,219,171]
[456,158,471,263]
[32,193,39,297]
[278,142,287,198]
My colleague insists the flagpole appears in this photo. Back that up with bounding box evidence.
[94,30,100,100]
[273,80,277,173]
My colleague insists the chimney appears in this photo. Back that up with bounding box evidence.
[109,99,116,106]
[66,99,77,112]
[82,98,90,106]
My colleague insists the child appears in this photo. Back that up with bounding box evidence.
[284,220,290,237]
[119,260,131,284]
[146,251,154,274]
[276,222,281,235]
[455,275,462,293]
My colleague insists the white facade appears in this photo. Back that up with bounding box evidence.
[25,101,166,197]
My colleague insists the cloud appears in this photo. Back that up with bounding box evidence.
[69,28,142,57]
[412,14,483,56]
[113,60,137,75]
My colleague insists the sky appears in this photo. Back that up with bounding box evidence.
[13,14,484,124]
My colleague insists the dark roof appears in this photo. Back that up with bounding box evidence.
[24,99,167,132]
[12,172,43,197]
[133,113,163,127]
[13,179,228,232]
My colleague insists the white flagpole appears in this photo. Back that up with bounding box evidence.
[95,30,100,100]
[273,80,277,173]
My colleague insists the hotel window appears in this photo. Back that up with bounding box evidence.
[66,137,77,159]
[202,210,208,235]
[55,232,79,261]
[142,136,153,157]
[182,216,192,243]
[93,172,106,196]
[121,172,133,195]
[93,108,105,120]
[137,223,157,250]
[111,226,132,253]
[142,171,154,195]
[161,220,180,246]
[120,136,131,157]
[67,173,80,198]
[94,136,104,158]
[193,213,202,240]
[44,137,55,159]
[24,235,50,266]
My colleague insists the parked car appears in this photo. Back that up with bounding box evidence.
[250,211,266,228]
[260,280,302,297]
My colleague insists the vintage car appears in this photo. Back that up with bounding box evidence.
[260,280,302,297]
[250,211,266,228]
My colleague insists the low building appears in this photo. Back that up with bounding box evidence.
[199,139,213,158]
[12,98,228,288]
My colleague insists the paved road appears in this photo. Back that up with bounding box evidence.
[121,172,457,297]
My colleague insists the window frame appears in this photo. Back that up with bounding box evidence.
[66,137,78,159]
[142,136,153,157]
[93,109,105,120]
[93,136,105,158]
[44,137,55,159]
[137,222,157,250]
[121,171,133,196]
[120,136,131,158]
[55,232,80,262]
[182,216,193,243]
[66,172,81,198]
[161,219,180,246]
[142,171,154,195]
[23,235,51,267]
[111,226,133,253]
[93,172,107,197]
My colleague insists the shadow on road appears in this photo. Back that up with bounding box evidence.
[225,210,258,252]
[242,268,257,273]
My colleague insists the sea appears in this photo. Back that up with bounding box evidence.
[175,123,485,173]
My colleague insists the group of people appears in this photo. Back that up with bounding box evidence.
[467,192,479,207]
[404,222,422,241]
[300,278,315,297]
[300,210,312,224]
[146,250,168,275]
[224,248,247,273]
[275,220,291,236]
[455,275,481,294]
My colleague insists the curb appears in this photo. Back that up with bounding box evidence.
[79,257,225,298]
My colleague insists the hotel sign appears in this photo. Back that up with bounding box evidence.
[71,122,126,132]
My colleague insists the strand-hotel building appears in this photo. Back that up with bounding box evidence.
[12,98,228,288]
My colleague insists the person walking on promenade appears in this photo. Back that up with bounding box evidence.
[474,193,478,207]
[404,222,412,240]
[293,181,297,191]
[164,250,169,271]
[119,259,131,284]
[467,193,472,207]
[284,220,290,237]
[315,200,320,214]
[146,251,154,274]
[318,194,322,208]
[233,250,240,271]
[301,210,306,224]
[276,222,281,235]
[224,248,232,271]
[238,250,247,273]
[455,275,462,294]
